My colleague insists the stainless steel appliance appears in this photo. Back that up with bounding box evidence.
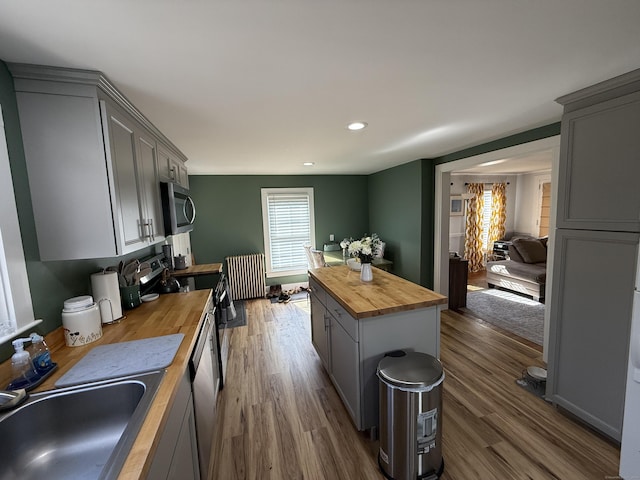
[160,181,196,235]
[214,275,230,388]
[190,297,219,479]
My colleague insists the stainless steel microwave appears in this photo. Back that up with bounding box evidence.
[160,182,196,235]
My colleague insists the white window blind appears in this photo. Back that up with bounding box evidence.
[481,188,492,251]
[261,188,315,277]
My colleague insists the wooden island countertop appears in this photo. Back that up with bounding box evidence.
[0,289,212,480]
[309,265,447,319]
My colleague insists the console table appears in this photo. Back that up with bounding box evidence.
[448,257,468,310]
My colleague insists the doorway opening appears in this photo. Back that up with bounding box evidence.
[434,135,560,361]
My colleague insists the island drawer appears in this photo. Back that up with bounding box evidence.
[309,277,326,306]
[326,294,358,342]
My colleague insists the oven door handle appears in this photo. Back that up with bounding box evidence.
[190,311,212,378]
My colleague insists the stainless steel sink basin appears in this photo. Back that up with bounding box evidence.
[0,370,165,480]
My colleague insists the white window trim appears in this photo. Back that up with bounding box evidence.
[0,105,40,345]
[261,187,315,278]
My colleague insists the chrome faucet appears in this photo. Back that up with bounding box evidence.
[0,389,27,412]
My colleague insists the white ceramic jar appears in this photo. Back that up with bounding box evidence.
[61,295,103,347]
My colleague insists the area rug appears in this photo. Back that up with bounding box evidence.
[226,300,247,328]
[465,289,544,345]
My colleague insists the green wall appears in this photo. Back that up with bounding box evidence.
[0,62,153,362]
[368,160,424,285]
[188,175,369,288]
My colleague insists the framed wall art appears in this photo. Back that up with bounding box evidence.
[450,196,464,216]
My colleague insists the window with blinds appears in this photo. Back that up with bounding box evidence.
[261,188,315,277]
[481,188,492,251]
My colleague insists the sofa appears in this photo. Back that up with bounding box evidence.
[486,236,547,302]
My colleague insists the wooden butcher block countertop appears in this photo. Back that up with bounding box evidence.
[309,265,447,319]
[0,289,212,480]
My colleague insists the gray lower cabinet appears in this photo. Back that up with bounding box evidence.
[8,63,187,260]
[547,229,639,440]
[148,368,200,480]
[309,279,440,431]
[329,313,361,424]
[310,289,330,370]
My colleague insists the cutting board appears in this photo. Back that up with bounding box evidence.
[55,334,185,388]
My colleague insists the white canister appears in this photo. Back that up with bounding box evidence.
[61,295,103,347]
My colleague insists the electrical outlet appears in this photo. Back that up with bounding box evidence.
[330,234,334,242]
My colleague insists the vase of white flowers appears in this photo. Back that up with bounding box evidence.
[347,234,381,282]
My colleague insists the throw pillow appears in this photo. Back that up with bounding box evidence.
[508,244,525,263]
[513,238,547,264]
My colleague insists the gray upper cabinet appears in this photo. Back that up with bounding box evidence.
[137,133,164,241]
[9,63,187,261]
[103,103,164,251]
[556,74,640,232]
[157,144,189,189]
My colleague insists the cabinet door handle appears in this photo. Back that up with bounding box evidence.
[138,218,146,240]
[140,218,153,241]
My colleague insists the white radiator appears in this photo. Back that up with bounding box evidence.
[226,253,266,300]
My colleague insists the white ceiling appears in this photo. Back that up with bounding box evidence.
[452,149,553,175]
[1,1,639,176]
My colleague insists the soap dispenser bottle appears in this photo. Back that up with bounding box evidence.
[8,338,38,389]
[27,333,52,374]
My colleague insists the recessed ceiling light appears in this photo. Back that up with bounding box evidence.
[347,122,368,131]
[303,162,314,166]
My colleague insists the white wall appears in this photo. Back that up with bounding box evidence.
[514,171,552,237]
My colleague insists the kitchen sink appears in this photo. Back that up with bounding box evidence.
[0,370,165,480]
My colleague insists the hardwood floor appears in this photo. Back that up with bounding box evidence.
[210,298,620,479]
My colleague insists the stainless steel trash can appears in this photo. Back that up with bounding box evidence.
[377,351,445,480]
